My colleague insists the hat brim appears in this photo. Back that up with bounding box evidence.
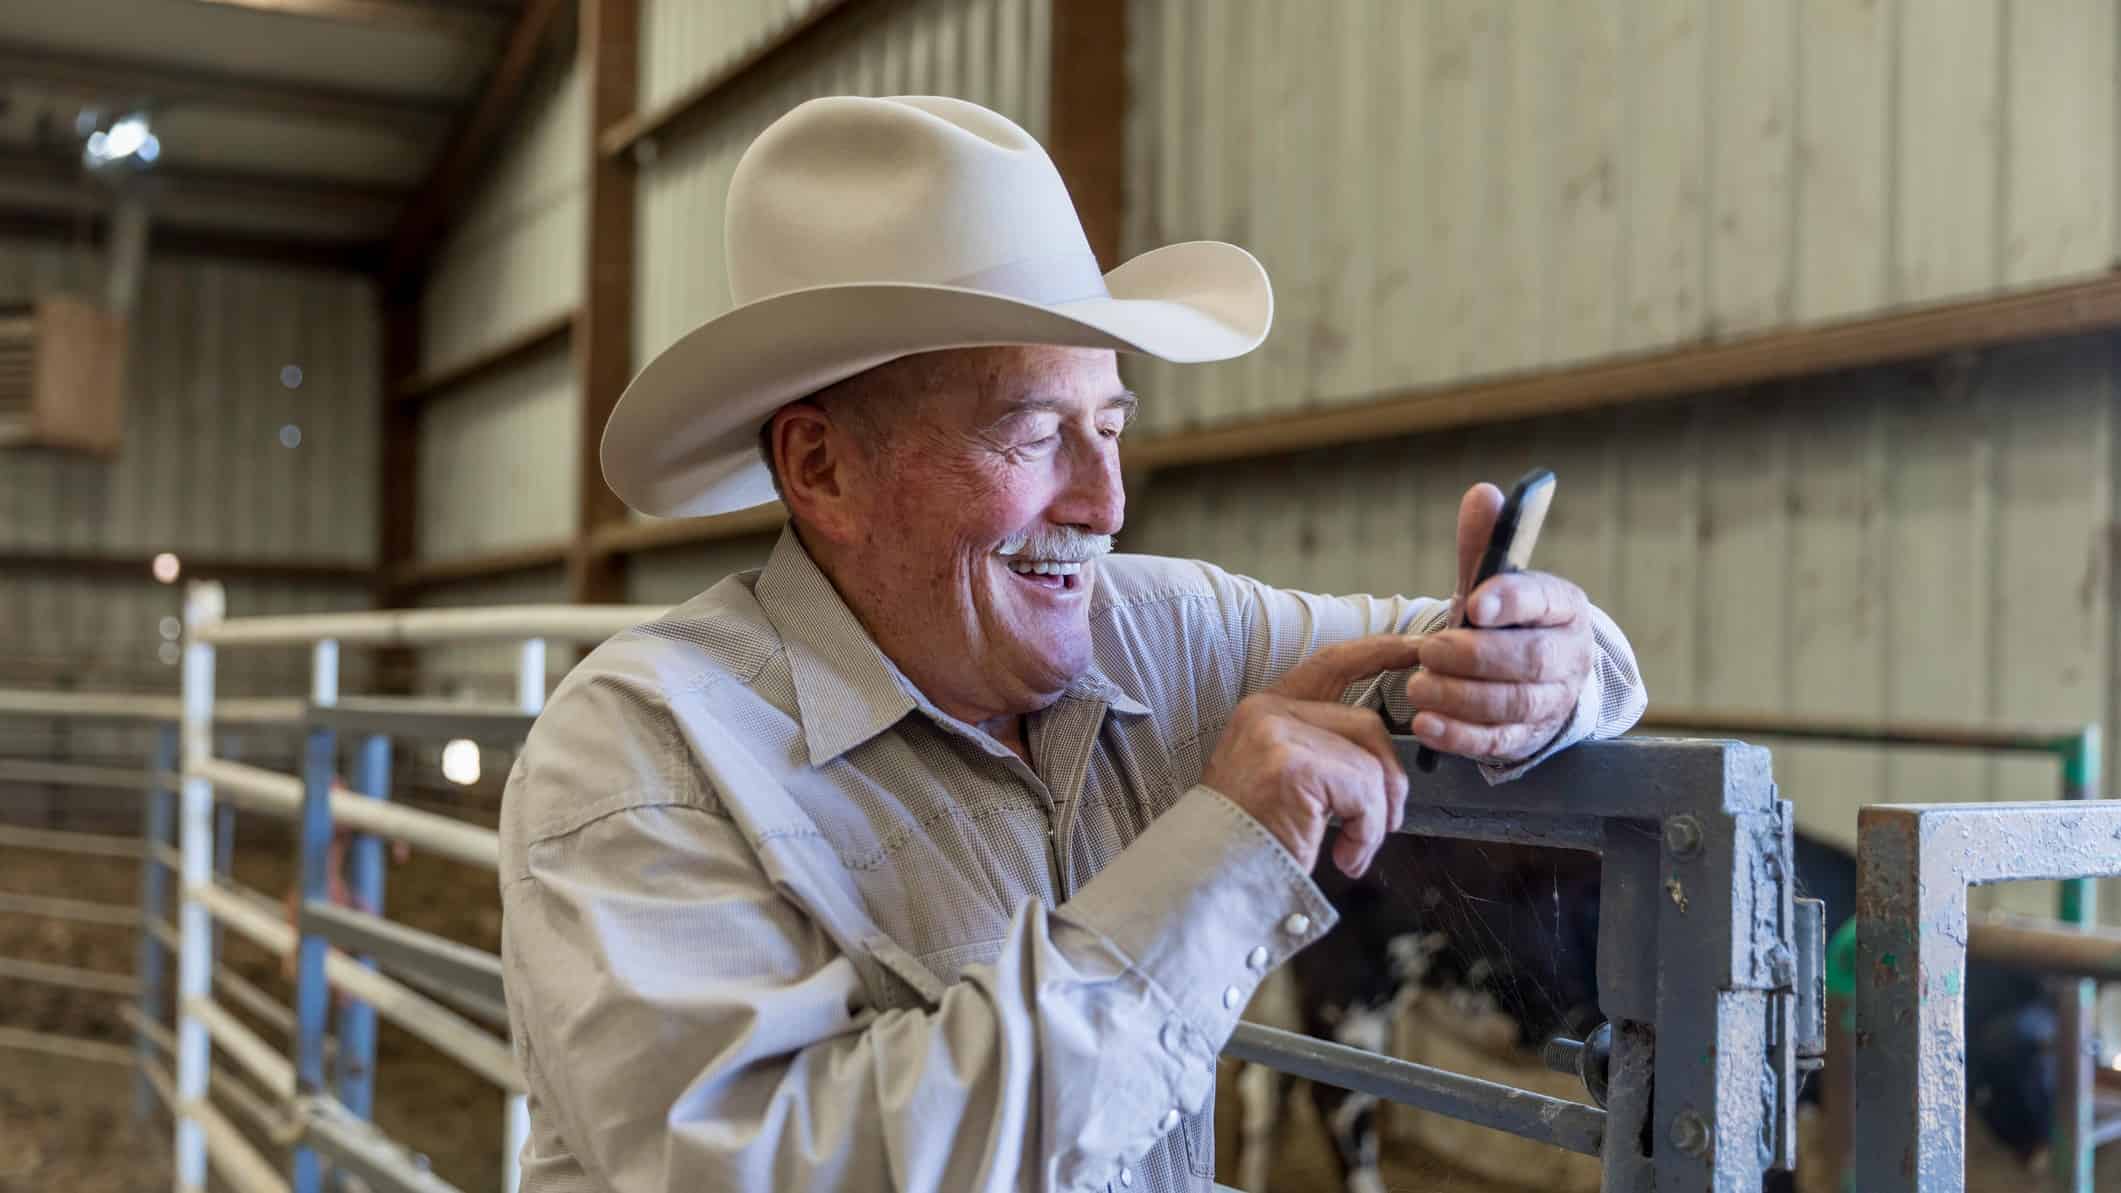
[600,240,1273,518]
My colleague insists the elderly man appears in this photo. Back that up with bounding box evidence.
[500,96,1646,1193]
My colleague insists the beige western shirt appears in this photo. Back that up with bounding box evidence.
[499,528,1646,1193]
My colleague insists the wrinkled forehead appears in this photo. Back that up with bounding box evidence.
[899,345,1127,422]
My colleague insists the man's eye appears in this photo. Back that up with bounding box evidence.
[1097,422,1125,439]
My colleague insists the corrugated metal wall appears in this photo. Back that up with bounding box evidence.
[0,235,380,758]
[627,532,780,607]
[415,58,584,561]
[1126,331,2117,918]
[1118,0,2121,917]
[1122,0,2118,435]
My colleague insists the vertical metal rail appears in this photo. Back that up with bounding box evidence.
[292,640,340,1193]
[213,801,236,955]
[503,637,547,1193]
[334,731,391,1124]
[175,582,224,1191]
[134,723,177,1120]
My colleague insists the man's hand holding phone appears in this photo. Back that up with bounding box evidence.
[1405,480,1599,766]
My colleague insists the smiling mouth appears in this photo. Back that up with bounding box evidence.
[1003,559,1086,592]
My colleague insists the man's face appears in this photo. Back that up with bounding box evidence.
[832,346,1133,722]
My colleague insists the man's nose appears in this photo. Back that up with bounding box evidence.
[1053,436,1125,536]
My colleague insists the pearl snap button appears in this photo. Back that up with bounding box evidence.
[1160,1022,1183,1054]
[1247,945,1269,969]
[1119,1166,1133,1187]
[1223,985,1243,1010]
[1160,1108,1181,1132]
[1283,913,1311,935]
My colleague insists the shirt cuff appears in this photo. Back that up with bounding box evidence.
[1474,672,1602,784]
[1060,784,1336,1068]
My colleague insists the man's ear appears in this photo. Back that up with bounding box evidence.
[771,402,862,543]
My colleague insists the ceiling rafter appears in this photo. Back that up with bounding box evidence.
[379,0,566,291]
[0,146,406,224]
[185,0,516,39]
[0,39,455,137]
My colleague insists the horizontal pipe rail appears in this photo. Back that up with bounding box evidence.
[1638,708,2083,753]
[330,787,499,871]
[0,890,137,926]
[1223,1021,1605,1157]
[0,759,160,789]
[0,1024,133,1065]
[215,962,298,1039]
[199,604,664,647]
[305,697,538,740]
[154,843,185,872]
[187,995,295,1096]
[302,899,505,1006]
[192,880,520,1091]
[188,757,302,817]
[392,962,510,1030]
[301,1095,465,1193]
[212,1067,302,1148]
[189,756,500,868]
[1968,914,2121,982]
[142,1055,292,1193]
[121,1002,176,1055]
[0,955,139,994]
[0,824,144,858]
[0,690,300,723]
[148,915,181,952]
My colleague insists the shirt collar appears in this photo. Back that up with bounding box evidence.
[753,527,1151,767]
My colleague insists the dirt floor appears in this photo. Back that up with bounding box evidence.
[5,809,2120,1193]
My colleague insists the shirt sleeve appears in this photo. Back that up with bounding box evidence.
[502,782,1335,1193]
[1201,564,1648,780]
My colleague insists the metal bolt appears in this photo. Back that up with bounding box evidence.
[1663,815,1703,858]
[1670,1109,1711,1158]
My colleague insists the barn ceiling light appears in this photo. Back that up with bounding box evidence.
[82,111,161,170]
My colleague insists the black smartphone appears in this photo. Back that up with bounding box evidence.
[1413,467,1558,772]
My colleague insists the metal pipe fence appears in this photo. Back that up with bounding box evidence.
[2,644,2116,1191]
[1637,707,2112,1193]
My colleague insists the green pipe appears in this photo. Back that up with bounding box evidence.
[2052,726,2099,1193]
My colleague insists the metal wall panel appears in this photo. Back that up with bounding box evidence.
[415,349,578,558]
[626,533,779,606]
[1123,334,2118,919]
[633,0,1051,400]
[0,236,379,754]
[416,59,586,556]
[422,58,586,371]
[1122,0,2119,433]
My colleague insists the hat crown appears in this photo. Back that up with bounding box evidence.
[726,96,1100,306]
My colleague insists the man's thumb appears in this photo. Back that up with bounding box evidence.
[1271,634,1427,702]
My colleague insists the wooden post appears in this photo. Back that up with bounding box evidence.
[572,0,639,605]
[1046,0,1128,268]
[376,294,421,689]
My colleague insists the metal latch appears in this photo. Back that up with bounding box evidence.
[1769,896,1829,1170]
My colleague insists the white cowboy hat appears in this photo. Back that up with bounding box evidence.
[599,94,1274,518]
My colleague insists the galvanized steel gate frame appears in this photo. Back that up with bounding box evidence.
[1223,736,1820,1193]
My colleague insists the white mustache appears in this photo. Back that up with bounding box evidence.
[995,527,1114,562]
